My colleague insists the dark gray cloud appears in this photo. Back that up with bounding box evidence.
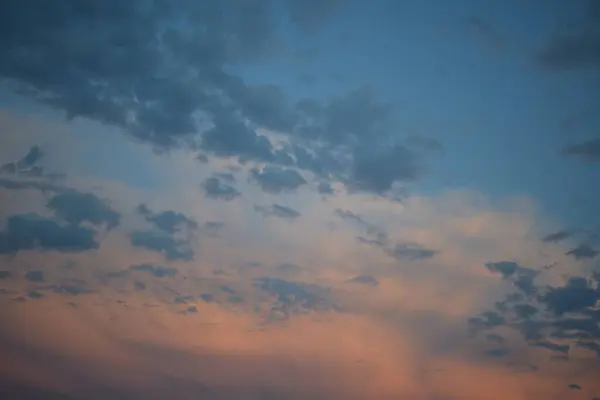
[254,276,337,320]
[485,333,506,345]
[468,311,507,334]
[24,270,45,283]
[274,263,303,275]
[542,230,573,243]
[532,341,570,355]
[187,305,198,313]
[317,181,334,195]
[562,138,600,161]
[513,303,539,319]
[47,191,120,229]
[201,177,241,201]
[540,276,599,315]
[220,285,236,294]
[566,244,599,260]
[537,2,600,71]
[136,204,198,233]
[200,114,278,163]
[485,348,509,358]
[485,261,539,296]
[203,221,224,237]
[0,271,11,279]
[213,172,236,183]
[0,1,439,198]
[254,204,301,221]
[127,218,195,274]
[0,178,67,193]
[0,146,67,193]
[485,261,520,278]
[27,290,44,299]
[0,1,281,147]
[200,293,214,303]
[294,87,393,144]
[130,231,194,261]
[470,264,600,360]
[346,275,379,287]
[249,166,306,194]
[334,208,384,236]
[334,210,438,263]
[130,264,178,278]
[388,243,438,261]
[356,234,388,247]
[0,145,45,176]
[0,214,99,254]
[40,283,92,296]
[348,144,423,195]
[537,31,600,71]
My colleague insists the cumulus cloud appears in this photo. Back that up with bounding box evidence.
[201,177,241,201]
[46,191,120,229]
[130,230,194,261]
[0,214,99,254]
[137,203,198,233]
[250,166,307,194]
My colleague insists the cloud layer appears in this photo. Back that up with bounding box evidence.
[0,1,599,399]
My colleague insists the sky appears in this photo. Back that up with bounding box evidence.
[0,1,599,399]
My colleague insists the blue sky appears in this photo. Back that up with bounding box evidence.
[0,1,599,398]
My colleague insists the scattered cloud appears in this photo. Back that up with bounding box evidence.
[0,214,99,254]
[201,177,241,201]
[250,166,307,194]
[254,204,301,221]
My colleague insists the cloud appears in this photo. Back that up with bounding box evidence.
[0,178,67,193]
[0,214,99,254]
[250,166,307,194]
[566,244,599,260]
[485,261,539,296]
[537,31,600,71]
[129,230,194,261]
[46,191,120,229]
[201,177,241,201]
[346,275,379,287]
[0,145,44,176]
[388,242,438,261]
[24,270,45,283]
[130,263,178,278]
[542,230,573,243]
[562,138,600,161]
[334,208,384,236]
[470,264,600,365]
[536,2,600,71]
[349,144,423,194]
[254,204,301,221]
[203,221,224,237]
[0,123,598,397]
[136,204,198,234]
[317,181,334,195]
[253,276,337,320]
[541,276,600,315]
[0,2,443,199]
